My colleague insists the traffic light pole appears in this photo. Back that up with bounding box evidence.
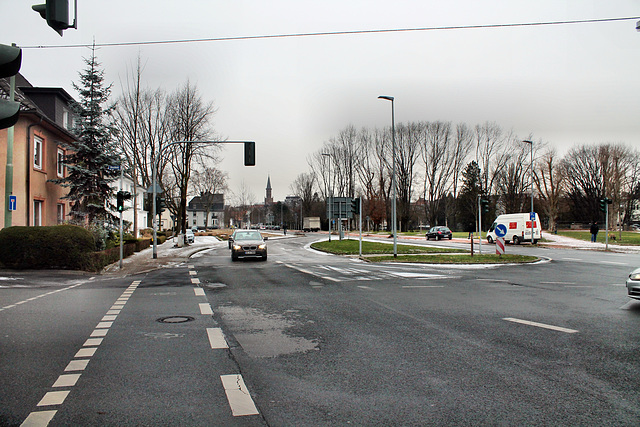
[605,202,609,251]
[4,72,15,228]
[119,166,124,269]
[477,195,482,255]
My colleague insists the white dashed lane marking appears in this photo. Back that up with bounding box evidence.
[220,374,260,416]
[21,281,140,426]
[503,317,578,334]
[206,328,229,349]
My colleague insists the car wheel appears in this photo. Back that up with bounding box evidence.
[532,239,538,244]
[513,236,520,245]
[436,235,441,241]
[487,236,493,244]
[448,235,452,240]
[231,254,238,262]
[262,255,268,261]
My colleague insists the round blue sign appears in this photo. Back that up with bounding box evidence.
[495,224,507,237]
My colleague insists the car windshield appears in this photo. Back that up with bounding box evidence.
[235,231,262,241]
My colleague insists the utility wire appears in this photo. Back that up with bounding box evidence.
[21,16,640,49]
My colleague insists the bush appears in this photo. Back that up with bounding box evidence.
[87,242,136,272]
[0,225,95,270]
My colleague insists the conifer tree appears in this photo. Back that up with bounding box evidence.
[54,45,120,224]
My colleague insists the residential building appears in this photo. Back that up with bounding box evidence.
[0,74,76,227]
[186,192,224,229]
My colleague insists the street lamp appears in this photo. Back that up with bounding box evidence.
[322,153,332,242]
[523,140,534,244]
[378,95,397,257]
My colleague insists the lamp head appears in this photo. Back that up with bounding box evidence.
[378,95,394,102]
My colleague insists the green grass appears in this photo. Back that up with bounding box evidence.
[556,230,640,245]
[365,254,539,264]
[311,239,465,255]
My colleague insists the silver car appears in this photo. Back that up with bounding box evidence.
[626,267,640,300]
[231,230,268,261]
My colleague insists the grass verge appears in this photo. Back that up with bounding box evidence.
[365,254,539,264]
[311,239,465,255]
[556,230,640,245]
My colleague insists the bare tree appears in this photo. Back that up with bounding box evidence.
[166,81,218,234]
[533,147,565,232]
[495,144,529,213]
[474,121,512,196]
[290,172,316,215]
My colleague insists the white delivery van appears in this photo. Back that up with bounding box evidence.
[486,212,542,245]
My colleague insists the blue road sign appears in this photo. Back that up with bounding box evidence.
[8,195,16,211]
[530,212,536,221]
[495,223,507,238]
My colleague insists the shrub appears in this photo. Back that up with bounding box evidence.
[0,225,95,270]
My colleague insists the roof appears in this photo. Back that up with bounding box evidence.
[187,193,225,212]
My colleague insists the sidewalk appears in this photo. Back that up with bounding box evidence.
[539,232,640,253]
[102,235,224,276]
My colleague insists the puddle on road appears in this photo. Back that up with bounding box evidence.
[217,306,318,358]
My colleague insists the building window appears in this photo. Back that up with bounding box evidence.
[57,148,64,177]
[57,204,65,224]
[34,136,43,170]
[33,200,43,226]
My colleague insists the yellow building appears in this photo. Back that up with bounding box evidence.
[0,74,76,227]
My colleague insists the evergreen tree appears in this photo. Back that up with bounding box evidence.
[456,161,482,232]
[53,46,120,224]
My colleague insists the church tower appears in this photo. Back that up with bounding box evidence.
[265,175,273,205]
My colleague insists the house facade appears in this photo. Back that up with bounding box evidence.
[0,74,76,228]
[186,192,225,229]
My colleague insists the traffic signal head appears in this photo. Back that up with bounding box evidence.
[244,141,255,166]
[116,191,124,212]
[599,198,608,212]
[0,44,22,130]
[156,196,166,214]
[351,197,360,215]
[481,198,489,213]
[32,0,71,36]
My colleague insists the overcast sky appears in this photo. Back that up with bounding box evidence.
[3,1,640,202]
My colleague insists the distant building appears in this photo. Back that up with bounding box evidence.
[109,175,147,236]
[186,192,224,229]
[265,175,273,205]
[285,195,301,205]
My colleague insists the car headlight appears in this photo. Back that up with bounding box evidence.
[259,244,266,250]
[233,245,241,250]
[629,272,640,281]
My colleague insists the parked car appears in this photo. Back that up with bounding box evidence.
[626,267,640,300]
[185,229,195,244]
[426,226,452,240]
[230,229,268,261]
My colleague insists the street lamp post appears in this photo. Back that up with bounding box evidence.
[378,95,397,257]
[322,153,332,241]
[523,140,534,244]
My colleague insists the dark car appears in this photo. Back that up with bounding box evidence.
[426,226,453,241]
[231,229,268,261]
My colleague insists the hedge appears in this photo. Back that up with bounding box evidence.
[0,227,163,272]
[0,225,95,270]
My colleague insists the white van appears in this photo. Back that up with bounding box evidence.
[486,213,542,245]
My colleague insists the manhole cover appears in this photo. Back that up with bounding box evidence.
[156,316,195,324]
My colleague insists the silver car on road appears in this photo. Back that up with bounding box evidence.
[626,267,640,300]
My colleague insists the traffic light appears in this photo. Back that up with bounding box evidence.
[351,197,360,215]
[156,196,166,214]
[116,191,131,212]
[32,0,72,36]
[117,191,125,212]
[480,198,489,213]
[599,197,612,212]
[0,44,22,130]
[244,141,255,166]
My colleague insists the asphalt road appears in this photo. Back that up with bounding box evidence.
[1,235,639,426]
